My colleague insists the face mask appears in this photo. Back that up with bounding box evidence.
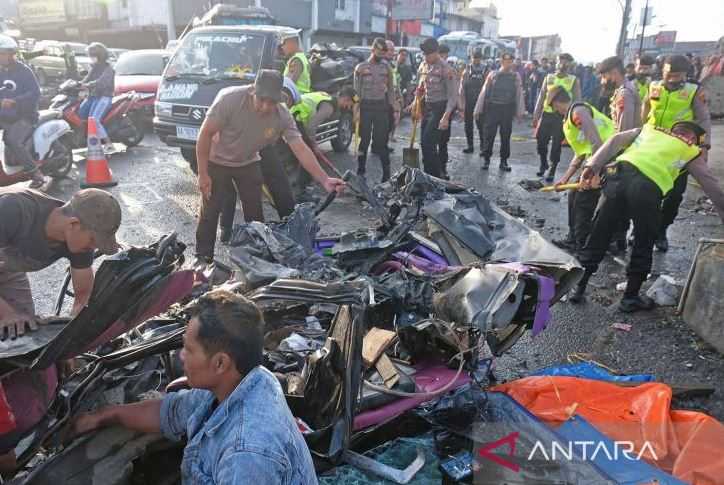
[665,80,684,91]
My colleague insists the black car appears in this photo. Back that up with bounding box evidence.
[154,25,354,170]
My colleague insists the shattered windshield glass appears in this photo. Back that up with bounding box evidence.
[165,32,265,79]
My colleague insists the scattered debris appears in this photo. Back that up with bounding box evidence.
[611,322,632,332]
[518,179,544,192]
[646,275,682,307]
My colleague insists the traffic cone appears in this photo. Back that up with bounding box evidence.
[81,117,117,188]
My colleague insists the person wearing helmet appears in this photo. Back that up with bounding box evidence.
[0,34,44,187]
[79,43,115,151]
[570,121,724,312]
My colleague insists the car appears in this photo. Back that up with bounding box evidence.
[115,49,170,125]
[27,40,91,86]
[154,25,353,170]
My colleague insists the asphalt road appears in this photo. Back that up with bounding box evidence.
[26,116,724,420]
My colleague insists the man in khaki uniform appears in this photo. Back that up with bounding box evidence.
[417,38,458,179]
[194,70,345,264]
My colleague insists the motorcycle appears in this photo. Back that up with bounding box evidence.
[47,79,148,149]
[0,80,74,187]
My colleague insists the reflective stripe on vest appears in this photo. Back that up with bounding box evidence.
[646,81,696,129]
[290,91,332,128]
[562,102,616,158]
[544,74,576,113]
[284,52,311,94]
[616,124,701,195]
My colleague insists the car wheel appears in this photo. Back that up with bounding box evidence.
[331,111,353,153]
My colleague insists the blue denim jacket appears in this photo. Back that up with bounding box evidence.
[160,366,318,484]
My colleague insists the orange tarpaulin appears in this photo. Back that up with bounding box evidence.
[493,376,724,485]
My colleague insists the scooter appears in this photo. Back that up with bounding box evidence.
[48,79,148,149]
[0,80,74,187]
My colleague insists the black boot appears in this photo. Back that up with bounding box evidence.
[357,157,366,177]
[553,233,576,250]
[499,159,511,172]
[381,164,391,183]
[220,226,232,244]
[569,271,592,304]
[654,229,669,252]
[463,146,474,154]
[545,163,558,183]
[619,295,655,313]
[482,157,490,170]
[536,158,549,177]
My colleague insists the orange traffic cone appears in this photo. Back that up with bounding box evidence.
[81,117,117,188]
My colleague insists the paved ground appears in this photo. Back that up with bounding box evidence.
[26,117,724,420]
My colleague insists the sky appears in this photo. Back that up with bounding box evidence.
[471,0,724,63]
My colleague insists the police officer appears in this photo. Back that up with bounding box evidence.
[633,54,655,103]
[354,38,395,182]
[641,54,712,251]
[474,52,524,171]
[548,86,615,252]
[460,48,488,155]
[437,43,455,179]
[281,30,311,94]
[385,40,402,146]
[533,53,581,181]
[417,38,458,179]
[598,56,641,132]
[571,122,724,311]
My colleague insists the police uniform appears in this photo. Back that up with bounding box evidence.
[476,67,522,170]
[573,123,724,310]
[644,80,712,249]
[284,51,311,94]
[354,54,394,181]
[461,59,488,153]
[560,102,615,250]
[534,72,580,179]
[418,55,459,178]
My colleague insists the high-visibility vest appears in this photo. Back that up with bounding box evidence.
[543,74,576,113]
[562,102,616,158]
[646,80,697,129]
[616,124,701,195]
[284,52,311,94]
[290,91,332,129]
[634,78,649,103]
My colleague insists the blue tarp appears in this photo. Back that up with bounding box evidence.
[531,362,654,383]
[557,416,686,485]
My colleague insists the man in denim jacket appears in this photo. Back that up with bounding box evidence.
[72,290,317,484]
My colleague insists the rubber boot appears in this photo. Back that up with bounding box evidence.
[499,159,512,172]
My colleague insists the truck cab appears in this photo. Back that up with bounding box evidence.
[154,25,353,169]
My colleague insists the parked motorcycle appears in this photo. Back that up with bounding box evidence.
[0,80,74,187]
[48,79,148,149]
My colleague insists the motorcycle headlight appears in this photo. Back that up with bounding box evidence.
[155,101,172,118]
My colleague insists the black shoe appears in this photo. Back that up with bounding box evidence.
[619,295,655,313]
[381,169,391,183]
[553,236,576,250]
[569,285,586,304]
[479,151,486,158]
[536,163,549,177]
[482,158,490,170]
[499,160,511,172]
[654,234,669,252]
[463,146,474,154]
[220,227,232,244]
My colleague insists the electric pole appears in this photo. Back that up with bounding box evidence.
[616,0,632,58]
[638,0,650,56]
[166,0,176,42]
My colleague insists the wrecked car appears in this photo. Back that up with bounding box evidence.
[1,168,582,483]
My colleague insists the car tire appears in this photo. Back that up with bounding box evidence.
[331,110,353,153]
[181,148,197,174]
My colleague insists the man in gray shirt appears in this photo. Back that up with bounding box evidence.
[598,56,641,132]
[194,70,345,265]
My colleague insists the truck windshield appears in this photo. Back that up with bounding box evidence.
[165,32,265,79]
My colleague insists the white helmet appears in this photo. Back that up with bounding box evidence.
[0,34,18,54]
[282,76,301,105]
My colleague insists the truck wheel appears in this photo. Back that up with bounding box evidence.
[331,111,353,153]
[181,148,197,174]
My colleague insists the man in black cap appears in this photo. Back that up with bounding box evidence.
[416,38,459,178]
[194,69,345,264]
[570,121,724,312]
[0,187,122,338]
[474,52,524,171]
[532,53,581,181]
[460,48,488,155]
[353,37,396,182]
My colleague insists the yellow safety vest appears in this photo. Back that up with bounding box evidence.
[634,78,649,103]
[562,102,616,158]
[284,52,311,94]
[544,74,577,113]
[290,91,332,129]
[616,124,701,195]
[646,81,697,130]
